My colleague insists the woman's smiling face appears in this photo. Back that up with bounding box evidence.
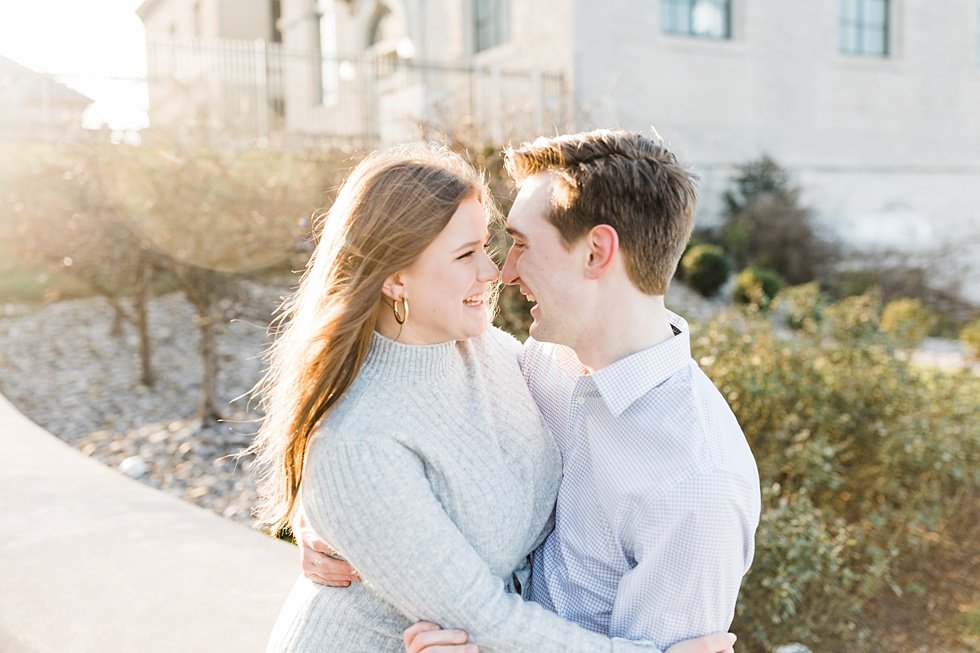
[390,195,500,344]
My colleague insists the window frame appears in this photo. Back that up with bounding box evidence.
[839,0,890,58]
[473,0,510,53]
[661,0,732,41]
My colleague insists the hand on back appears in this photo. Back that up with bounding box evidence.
[403,621,477,653]
[293,511,361,587]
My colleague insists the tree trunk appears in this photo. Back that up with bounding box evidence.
[135,260,155,387]
[196,313,221,427]
[110,302,126,337]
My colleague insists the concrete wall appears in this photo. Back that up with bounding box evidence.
[570,1,980,166]
[139,0,219,38]
[139,0,271,40]
[218,0,277,40]
[567,0,980,300]
[0,392,298,652]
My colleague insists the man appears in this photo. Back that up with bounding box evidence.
[299,129,760,652]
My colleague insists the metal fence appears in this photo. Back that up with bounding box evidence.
[142,36,569,148]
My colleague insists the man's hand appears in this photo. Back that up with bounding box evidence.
[403,621,477,653]
[665,632,736,653]
[293,511,361,587]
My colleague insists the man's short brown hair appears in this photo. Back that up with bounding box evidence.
[504,129,698,295]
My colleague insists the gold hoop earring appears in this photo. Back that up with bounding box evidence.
[392,296,409,325]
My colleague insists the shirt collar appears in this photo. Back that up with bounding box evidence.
[589,310,692,417]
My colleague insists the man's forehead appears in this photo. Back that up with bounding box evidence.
[508,172,553,230]
[519,171,554,197]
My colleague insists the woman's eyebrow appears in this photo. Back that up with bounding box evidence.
[452,235,490,252]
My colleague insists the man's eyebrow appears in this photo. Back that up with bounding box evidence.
[505,226,527,239]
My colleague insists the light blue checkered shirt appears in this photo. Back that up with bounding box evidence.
[523,311,761,650]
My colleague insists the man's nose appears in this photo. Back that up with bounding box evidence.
[501,248,519,285]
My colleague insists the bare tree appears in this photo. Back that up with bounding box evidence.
[107,131,335,426]
[7,139,160,385]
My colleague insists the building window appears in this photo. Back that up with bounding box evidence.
[662,0,731,39]
[474,0,510,52]
[976,3,980,65]
[839,0,889,57]
[316,5,338,105]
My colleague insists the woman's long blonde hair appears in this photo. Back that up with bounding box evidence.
[249,144,494,535]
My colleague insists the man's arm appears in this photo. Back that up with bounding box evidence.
[610,472,759,649]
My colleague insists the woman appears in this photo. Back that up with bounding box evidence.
[252,144,731,653]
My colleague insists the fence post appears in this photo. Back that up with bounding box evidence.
[531,69,543,134]
[490,66,503,144]
[255,38,270,143]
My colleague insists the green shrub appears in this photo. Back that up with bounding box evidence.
[880,298,934,348]
[694,307,980,651]
[735,486,872,650]
[961,318,980,359]
[722,156,835,285]
[772,282,825,332]
[823,290,881,343]
[733,267,785,308]
[680,243,730,297]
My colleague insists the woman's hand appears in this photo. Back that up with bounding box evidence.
[293,511,361,587]
[403,621,477,653]
[665,632,736,653]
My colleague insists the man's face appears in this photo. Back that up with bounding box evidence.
[501,172,587,347]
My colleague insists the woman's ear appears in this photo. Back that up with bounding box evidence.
[381,272,407,302]
[583,224,619,280]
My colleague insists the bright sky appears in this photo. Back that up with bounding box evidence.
[0,0,148,130]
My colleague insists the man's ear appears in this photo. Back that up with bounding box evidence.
[381,272,407,302]
[583,224,619,280]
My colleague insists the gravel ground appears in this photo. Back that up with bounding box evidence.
[0,284,288,525]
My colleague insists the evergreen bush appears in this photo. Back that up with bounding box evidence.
[696,304,979,651]
[961,318,980,359]
[680,243,730,297]
[721,156,835,285]
[879,298,934,348]
[734,267,785,308]
[772,282,824,331]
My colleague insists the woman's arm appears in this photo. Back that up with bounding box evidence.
[303,436,661,653]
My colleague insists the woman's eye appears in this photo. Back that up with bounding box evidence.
[457,250,475,260]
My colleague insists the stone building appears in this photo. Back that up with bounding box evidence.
[137,0,980,300]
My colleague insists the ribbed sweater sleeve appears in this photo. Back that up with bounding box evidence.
[303,436,662,653]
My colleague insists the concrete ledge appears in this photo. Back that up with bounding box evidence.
[0,392,297,652]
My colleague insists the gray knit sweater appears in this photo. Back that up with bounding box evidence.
[266,327,661,653]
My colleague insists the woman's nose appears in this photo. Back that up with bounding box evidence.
[479,251,501,282]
